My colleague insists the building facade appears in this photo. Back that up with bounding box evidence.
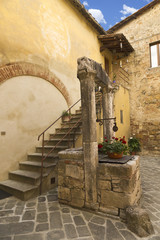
[108,0,160,155]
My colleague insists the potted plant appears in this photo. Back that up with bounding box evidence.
[62,110,71,122]
[128,137,141,155]
[98,136,128,159]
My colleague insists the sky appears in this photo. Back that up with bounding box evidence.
[80,0,153,30]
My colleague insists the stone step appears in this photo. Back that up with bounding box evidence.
[27,153,59,162]
[44,138,73,146]
[75,110,82,114]
[0,180,38,201]
[36,145,69,154]
[9,170,46,185]
[50,131,82,139]
[70,114,81,119]
[19,161,56,173]
[55,126,82,134]
[61,120,82,128]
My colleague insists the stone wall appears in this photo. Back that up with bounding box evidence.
[112,2,160,155]
[58,149,142,218]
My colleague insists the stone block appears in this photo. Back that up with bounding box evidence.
[66,165,84,181]
[58,175,64,186]
[71,189,85,200]
[99,205,119,216]
[101,190,133,209]
[98,180,111,190]
[70,198,84,208]
[65,177,84,189]
[126,206,154,237]
[58,187,71,201]
[58,148,84,160]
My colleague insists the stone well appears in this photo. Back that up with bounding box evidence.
[58,148,142,218]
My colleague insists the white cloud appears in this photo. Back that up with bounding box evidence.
[83,1,89,7]
[121,16,126,20]
[120,4,138,16]
[88,9,107,24]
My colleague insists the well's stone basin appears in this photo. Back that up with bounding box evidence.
[58,148,142,218]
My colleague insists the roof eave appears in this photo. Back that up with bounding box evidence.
[107,0,160,33]
[67,0,106,35]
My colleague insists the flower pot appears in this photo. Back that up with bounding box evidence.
[107,152,123,159]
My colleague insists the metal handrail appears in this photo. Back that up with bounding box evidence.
[38,98,81,141]
[38,92,102,194]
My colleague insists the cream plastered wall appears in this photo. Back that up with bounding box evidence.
[114,86,130,142]
[0,76,68,181]
[0,0,114,180]
[0,0,112,104]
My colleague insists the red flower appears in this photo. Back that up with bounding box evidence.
[115,138,118,141]
[112,137,115,139]
[98,144,103,149]
[122,140,126,144]
[123,136,125,139]
[120,138,123,142]
[105,140,108,142]
[104,137,107,139]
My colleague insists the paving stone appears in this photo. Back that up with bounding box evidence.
[22,210,36,220]
[36,223,49,232]
[0,210,13,217]
[38,196,46,202]
[50,211,63,229]
[73,215,86,226]
[0,216,20,223]
[62,213,73,223]
[120,230,137,240]
[46,230,65,240]
[47,195,58,202]
[37,203,47,212]
[106,220,124,240]
[15,206,24,215]
[62,207,70,213]
[37,212,48,223]
[90,216,105,225]
[64,224,78,239]
[26,201,36,208]
[71,210,81,215]
[14,233,44,240]
[4,203,15,210]
[0,221,34,236]
[0,237,11,240]
[88,222,105,240]
[16,201,25,207]
[82,211,93,221]
[76,226,91,237]
[150,236,160,240]
[49,205,60,211]
[115,221,127,229]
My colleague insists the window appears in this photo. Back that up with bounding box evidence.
[120,110,123,124]
[150,41,160,68]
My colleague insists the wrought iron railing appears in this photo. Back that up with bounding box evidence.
[38,92,102,194]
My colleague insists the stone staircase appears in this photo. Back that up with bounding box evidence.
[0,109,82,201]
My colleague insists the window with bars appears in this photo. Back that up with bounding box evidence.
[150,41,160,68]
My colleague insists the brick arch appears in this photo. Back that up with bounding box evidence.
[0,62,72,106]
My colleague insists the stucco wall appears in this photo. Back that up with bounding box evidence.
[113,2,160,154]
[0,76,68,181]
[114,86,130,141]
[0,0,112,104]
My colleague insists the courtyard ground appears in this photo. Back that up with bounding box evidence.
[0,156,160,240]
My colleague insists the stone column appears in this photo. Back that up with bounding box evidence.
[78,68,98,209]
[102,87,114,140]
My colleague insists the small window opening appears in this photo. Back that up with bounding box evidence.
[120,110,123,124]
[150,41,160,68]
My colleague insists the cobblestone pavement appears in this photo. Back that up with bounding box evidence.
[0,156,160,240]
